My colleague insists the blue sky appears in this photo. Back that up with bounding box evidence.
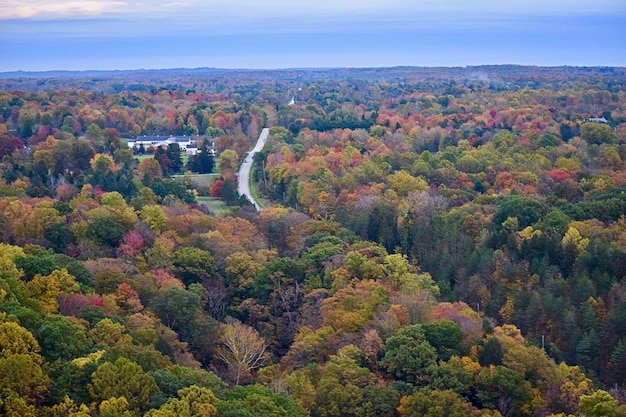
[0,0,625,71]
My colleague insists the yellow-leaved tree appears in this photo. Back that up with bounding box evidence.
[0,320,50,416]
[217,321,269,385]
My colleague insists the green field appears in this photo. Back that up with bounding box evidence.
[196,196,228,216]
[171,173,220,188]
[134,153,154,161]
[133,152,187,163]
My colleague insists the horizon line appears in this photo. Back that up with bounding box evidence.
[2,64,625,77]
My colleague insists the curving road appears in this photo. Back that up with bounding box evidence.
[237,128,269,211]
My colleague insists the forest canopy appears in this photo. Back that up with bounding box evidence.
[1,65,626,417]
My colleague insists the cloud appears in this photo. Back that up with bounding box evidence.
[0,1,127,19]
[1,0,622,22]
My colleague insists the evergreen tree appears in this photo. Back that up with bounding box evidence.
[165,143,184,174]
[221,179,237,206]
[154,146,173,176]
[188,140,214,174]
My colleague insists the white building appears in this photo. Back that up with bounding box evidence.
[128,135,197,152]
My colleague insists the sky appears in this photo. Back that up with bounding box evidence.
[0,0,625,72]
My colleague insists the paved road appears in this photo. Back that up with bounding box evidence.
[237,128,269,211]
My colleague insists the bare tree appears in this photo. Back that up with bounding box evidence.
[217,321,268,385]
[407,190,449,225]
[203,276,228,319]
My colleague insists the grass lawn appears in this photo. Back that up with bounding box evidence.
[134,153,154,161]
[196,196,228,216]
[248,177,267,209]
[172,173,220,188]
[133,152,185,162]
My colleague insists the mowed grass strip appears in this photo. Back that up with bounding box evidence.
[196,196,228,216]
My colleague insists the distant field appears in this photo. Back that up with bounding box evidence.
[172,173,220,188]
[134,154,154,161]
[196,196,228,216]
[133,152,186,162]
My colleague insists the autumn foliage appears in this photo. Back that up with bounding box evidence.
[1,66,626,416]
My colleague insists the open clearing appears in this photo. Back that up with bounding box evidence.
[196,196,228,215]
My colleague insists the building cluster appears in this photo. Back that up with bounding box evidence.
[127,135,216,156]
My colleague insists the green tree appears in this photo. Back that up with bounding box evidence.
[144,239,175,271]
[559,122,575,141]
[578,390,625,417]
[475,366,534,417]
[103,128,123,154]
[187,140,214,174]
[581,122,617,144]
[397,388,470,417]
[479,336,504,367]
[140,205,167,234]
[388,170,428,196]
[44,222,75,253]
[15,253,59,281]
[152,286,203,331]
[311,346,382,417]
[43,395,91,417]
[220,179,237,206]
[89,357,159,412]
[149,178,196,203]
[172,247,216,286]
[53,253,95,288]
[383,253,439,296]
[362,385,401,417]
[146,385,218,417]
[0,322,50,413]
[85,123,104,143]
[0,387,38,416]
[218,149,239,174]
[87,216,127,247]
[93,267,129,295]
[426,356,474,396]
[150,365,226,407]
[381,325,437,384]
[0,321,41,357]
[98,396,137,417]
[422,321,465,361]
[313,378,368,417]
[61,115,77,134]
[165,143,184,174]
[72,139,95,171]
[101,191,138,229]
[492,197,549,233]
[17,111,35,139]
[45,359,95,406]
[217,385,308,417]
[89,318,130,347]
[224,252,262,301]
[34,315,93,362]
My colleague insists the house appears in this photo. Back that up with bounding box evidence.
[186,143,199,156]
[169,136,196,150]
[583,117,609,124]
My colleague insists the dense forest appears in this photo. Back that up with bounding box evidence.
[1,66,626,417]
